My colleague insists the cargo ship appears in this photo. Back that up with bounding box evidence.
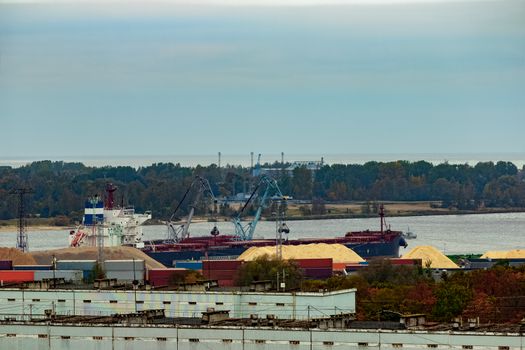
[142,205,407,267]
[69,183,152,248]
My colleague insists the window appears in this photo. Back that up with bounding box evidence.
[124,337,134,341]
[462,346,473,349]
[32,299,40,302]
[255,340,266,344]
[428,345,438,348]
[93,336,103,340]
[249,302,257,306]
[216,302,224,305]
[499,347,509,350]
[163,301,171,305]
[135,300,144,304]
[61,336,71,340]
[157,337,167,341]
[110,300,118,304]
[38,334,48,339]
[358,343,369,347]
[188,301,197,305]
[276,303,285,307]
[58,299,66,303]
[83,300,91,303]
[290,340,300,345]
[189,339,200,343]
[6,334,16,338]
[7,298,15,302]
[393,344,403,348]
[324,341,334,346]
[223,339,233,343]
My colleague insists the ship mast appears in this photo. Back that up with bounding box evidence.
[379,204,385,234]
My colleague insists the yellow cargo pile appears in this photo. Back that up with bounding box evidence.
[237,243,365,263]
[402,245,458,269]
[481,249,525,259]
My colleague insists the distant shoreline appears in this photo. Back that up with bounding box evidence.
[2,153,524,169]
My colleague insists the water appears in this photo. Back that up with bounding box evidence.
[1,212,524,255]
[1,153,524,168]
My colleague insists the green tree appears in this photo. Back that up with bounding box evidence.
[291,166,313,199]
[236,255,303,290]
[432,284,472,321]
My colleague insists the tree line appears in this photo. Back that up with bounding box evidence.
[302,260,525,324]
[0,159,523,221]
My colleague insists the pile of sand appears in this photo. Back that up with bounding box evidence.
[402,245,458,269]
[481,249,525,259]
[237,243,364,263]
[0,247,37,265]
[30,246,165,269]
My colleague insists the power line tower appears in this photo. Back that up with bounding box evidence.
[9,188,34,252]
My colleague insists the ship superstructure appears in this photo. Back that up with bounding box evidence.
[69,184,151,248]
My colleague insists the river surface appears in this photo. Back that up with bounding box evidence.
[1,212,524,255]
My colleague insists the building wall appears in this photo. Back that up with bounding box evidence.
[0,324,522,350]
[0,288,356,320]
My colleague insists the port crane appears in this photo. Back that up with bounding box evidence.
[232,175,289,241]
[167,175,218,242]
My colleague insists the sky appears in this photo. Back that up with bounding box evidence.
[0,0,524,162]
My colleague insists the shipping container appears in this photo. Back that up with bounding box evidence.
[13,265,52,271]
[218,279,235,287]
[332,262,349,271]
[0,260,13,270]
[202,260,242,270]
[148,268,191,286]
[147,269,188,279]
[175,261,203,270]
[301,268,332,279]
[202,270,238,280]
[106,271,145,282]
[0,270,34,282]
[294,258,333,269]
[104,260,145,272]
[57,260,97,271]
[389,258,422,266]
[34,270,83,282]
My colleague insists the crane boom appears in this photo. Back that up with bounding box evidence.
[232,175,285,241]
[167,176,216,242]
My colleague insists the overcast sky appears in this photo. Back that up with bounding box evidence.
[1,0,524,160]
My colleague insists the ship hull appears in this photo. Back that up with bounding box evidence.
[143,234,405,267]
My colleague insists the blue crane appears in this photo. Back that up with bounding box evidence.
[167,175,218,242]
[232,175,287,241]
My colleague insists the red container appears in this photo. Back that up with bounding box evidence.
[0,271,34,282]
[203,270,238,280]
[149,278,169,286]
[218,279,235,287]
[332,262,349,271]
[302,268,332,279]
[147,268,188,284]
[294,258,332,269]
[202,260,243,270]
[389,258,422,266]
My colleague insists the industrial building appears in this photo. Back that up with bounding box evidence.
[0,288,356,320]
[0,320,522,350]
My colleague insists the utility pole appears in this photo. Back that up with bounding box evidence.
[9,188,34,252]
